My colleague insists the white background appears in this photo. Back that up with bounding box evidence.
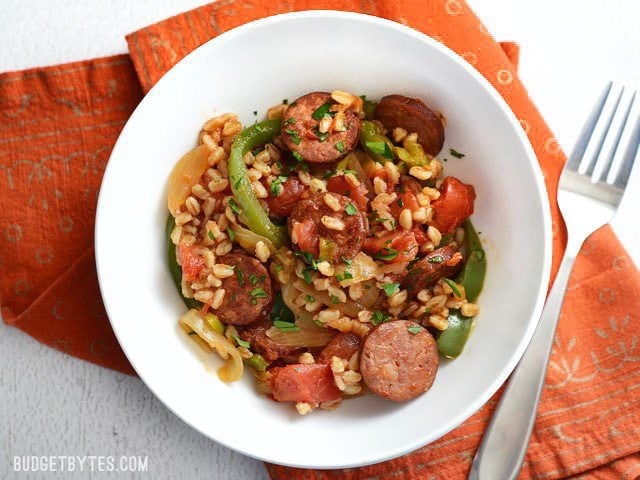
[1,1,639,479]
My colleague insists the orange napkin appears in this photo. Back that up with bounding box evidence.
[1,1,639,478]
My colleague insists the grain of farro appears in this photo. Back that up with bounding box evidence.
[194,289,214,303]
[358,310,373,323]
[202,197,217,217]
[191,183,210,200]
[313,277,330,291]
[175,212,192,226]
[253,159,271,176]
[384,161,400,186]
[170,224,182,245]
[215,240,233,256]
[295,402,313,415]
[327,285,347,303]
[388,289,408,307]
[298,352,315,365]
[181,234,196,246]
[427,226,442,246]
[208,178,229,194]
[392,127,408,143]
[399,208,413,230]
[461,303,480,317]
[317,309,341,323]
[222,120,242,136]
[210,288,226,309]
[405,132,418,143]
[321,215,345,231]
[417,289,432,303]
[348,283,363,300]
[317,261,335,276]
[251,180,268,199]
[331,356,346,373]
[309,178,327,194]
[324,193,341,212]
[344,173,361,187]
[267,104,287,120]
[373,176,387,195]
[207,146,226,167]
[428,314,448,330]
[255,241,270,262]
[202,133,217,152]
[409,166,433,181]
[212,264,235,279]
[298,170,312,186]
[203,249,216,269]
[318,114,333,133]
[243,151,255,165]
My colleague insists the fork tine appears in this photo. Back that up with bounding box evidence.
[606,90,640,187]
[578,83,624,176]
[592,88,636,183]
[566,81,613,172]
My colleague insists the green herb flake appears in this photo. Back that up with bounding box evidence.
[282,99,289,105]
[335,271,354,282]
[207,230,214,240]
[305,294,316,303]
[342,256,353,269]
[450,148,465,159]
[345,203,358,216]
[233,336,251,348]
[407,324,423,335]
[248,274,259,286]
[396,198,404,207]
[274,320,300,332]
[335,140,345,153]
[313,127,329,142]
[366,141,394,160]
[285,128,302,145]
[311,102,333,120]
[373,247,399,261]
[284,117,295,125]
[251,287,269,299]
[235,267,244,286]
[253,110,258,117]
[274,264,284,272]
[330,295,340,304]
[382,283,400,297]
[371,310,391,326]
[443,278,463,298]
[228,198,241,215]
[302,268,313,285]
[427,255,444,264]
[227,227,236,243]
[270,175,288,197]
[292,151,304,162]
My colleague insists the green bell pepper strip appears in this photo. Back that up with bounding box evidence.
[456,220,486,302]
[436,220,486,358]
[229,119,288,248]
[359,120,396,163]
[166,215,201,310]
[245,353,268,371]
[437,310,474,359]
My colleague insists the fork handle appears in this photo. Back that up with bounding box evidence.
[468,247,579,480]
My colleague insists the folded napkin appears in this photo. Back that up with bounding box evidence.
[1,0,639,478]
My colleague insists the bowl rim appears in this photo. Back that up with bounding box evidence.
[95,9,552,468]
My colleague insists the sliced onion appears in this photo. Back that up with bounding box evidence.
[179,308,243,382]
[265,327,335,347]
[293,280,362,317]
[358,279,381,309]
[167,144,209,214]
[334,252,379,287]
[231,223,276,255]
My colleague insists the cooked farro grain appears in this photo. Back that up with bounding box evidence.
[208,178,229,194]
[309,178,327,194]
[317,261,335,276]
[324,193,341,212]
[295,402,313,415]
[373,176,387,195]
[215,240,233,256]
[317,309,341,323]
[409,166,433,181]
[191,183,210,200]
[255,241,270,262]
[399,208,413,230]
[170,224,182,245]
[344,172,361,187]
[392,127,408,143]
[194,289,214,304]
[175,211,193,226]
[461,303,480,317]
[207,146,226,167]
[298,352,315,364]
[428,314,448,330]
[210,288,226,309]
[327,285,347,303]
[321,215,345,231]
[427,225,442,246]
[348,283,363,300]
[212,264,235,279]
[243,151,255,165]
[388,289,408,307]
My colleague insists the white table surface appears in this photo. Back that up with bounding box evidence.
[1,1,639,479]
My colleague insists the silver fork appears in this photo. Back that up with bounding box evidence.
[469,82,640,480]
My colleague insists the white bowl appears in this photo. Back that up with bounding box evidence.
[96,11,551,469]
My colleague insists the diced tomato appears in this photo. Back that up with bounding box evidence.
[270,364,341,403]
[429,176,476,234]
[295,218,319,256]
[265,177,307,217]
[363,231,419,263]
[177,243,205,282]
[318,333,360,364]
[370,168,393,193]
[390,190,420,217]
[326,175,369,212]
[412,225,429,245]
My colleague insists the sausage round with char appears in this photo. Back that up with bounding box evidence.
[214,253,272,325]
[401,245,462,296]
[360,319,439,402]
[288,192,367,262]
[374,94,445,156]
[281,92,361,163]
[238,319,304,363]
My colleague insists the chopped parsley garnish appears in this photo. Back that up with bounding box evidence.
[207,230,214,240]
[365,140,394,160]
[228,198,241,215]
[250,287,268,304]
[273,320,300,332]
[233,336,251,348]
[450,148,465,159]
[302,268,313,285]
[249,274,259,286]
[305,294,316,303]
[335,271,353,282]
[335,140,345,152]
[371,310,391,326]
[311,102,333,120]
[226,227,236,242]
[382,282,400,297]
[323,169,337,179]
[292,151,305,163]
[330,295,340,304]
[373,247,399,261]
[274,264,284,272]
[407,325,423,335]
[282,98,288,105]
[443,278,462,298]
[294,250,318,269]
[253,110,258,116]
[285,128,302,145]
[345,203,357,216]
[235,267,244,286]
[313,127,329,142]
[341,256,353,269]
[270,175,288,197]
[427,255,444,264]
[396,198,404,207]
[284,117,295,125]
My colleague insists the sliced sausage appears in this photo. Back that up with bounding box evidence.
[374,94,445,156]
[318,332,361,364]
[264,176,308,217]
[401,245,463,296]
[289,192,367,262]
[281,92,361,163]
[214,253,272,325]
[239,319,304,363]
[360,319,438,402]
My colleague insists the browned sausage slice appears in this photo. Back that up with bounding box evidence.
[238,319,304,362]
[375,94,445,156]
[214,253,272,325]
[281,92,361,163]
[401,245,462,296]
[317,332,361,364]
[288,192,367,262]
[360,319,438,401]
